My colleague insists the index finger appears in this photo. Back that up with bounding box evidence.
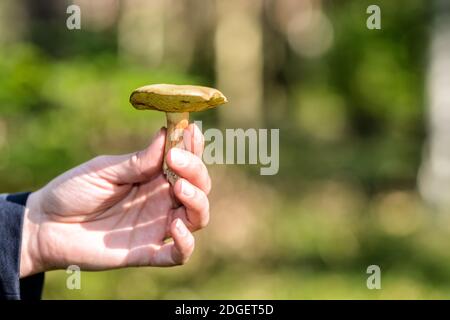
[183,123,204,158]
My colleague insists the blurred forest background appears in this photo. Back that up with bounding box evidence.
[1,0,450,299]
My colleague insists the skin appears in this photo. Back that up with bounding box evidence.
[20,124,210,277]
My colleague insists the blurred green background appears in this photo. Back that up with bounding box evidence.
[1,0,450,299]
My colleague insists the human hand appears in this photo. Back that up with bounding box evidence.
[20,124,211,277]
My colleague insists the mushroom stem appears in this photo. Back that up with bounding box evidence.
[164,112,189,185]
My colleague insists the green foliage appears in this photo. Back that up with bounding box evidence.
[0,44,202,190]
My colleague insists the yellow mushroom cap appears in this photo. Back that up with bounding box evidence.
[130,84,227,113]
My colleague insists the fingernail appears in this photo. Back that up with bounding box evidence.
[175,219,188,237]
[181,180,195,198]
[171,148,187,167]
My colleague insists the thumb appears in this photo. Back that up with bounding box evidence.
[91,128,166,184]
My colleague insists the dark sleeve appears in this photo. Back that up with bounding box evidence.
[0,192,45,300]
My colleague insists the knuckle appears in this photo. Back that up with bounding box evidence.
[129,152,139,169]
[130,150,148,179]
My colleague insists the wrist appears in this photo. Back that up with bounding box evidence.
[20,191,46,277]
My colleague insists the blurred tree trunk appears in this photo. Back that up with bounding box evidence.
[163,0,213,71]
[262,0,314,128]
[119,0,214,71]
[0,1,27,46]
[215,0,263,128]
[21,0,68,55]
[419,0,450,210]
[118,0,165,67]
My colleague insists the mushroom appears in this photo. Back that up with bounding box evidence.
[130,84,227,185]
